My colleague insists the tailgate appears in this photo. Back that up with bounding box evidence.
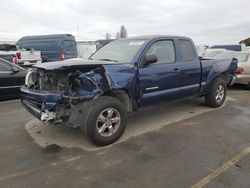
[20,51,42,61]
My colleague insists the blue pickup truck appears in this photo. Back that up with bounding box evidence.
[21,36,237,146]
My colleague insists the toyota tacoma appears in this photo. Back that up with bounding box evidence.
[21,36,237,146]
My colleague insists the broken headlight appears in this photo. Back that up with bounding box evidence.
[25,71,35,88]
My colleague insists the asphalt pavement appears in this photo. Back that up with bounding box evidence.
[0,86,250,188]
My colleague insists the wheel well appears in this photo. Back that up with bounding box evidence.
[218,72,227,82]
[101,89,132,112]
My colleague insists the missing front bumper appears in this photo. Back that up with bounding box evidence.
[20,86,62,121]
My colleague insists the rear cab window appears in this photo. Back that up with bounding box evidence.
[179,39,195,62]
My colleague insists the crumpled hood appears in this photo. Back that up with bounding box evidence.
[33,59,128,70]
[32,58,136,102]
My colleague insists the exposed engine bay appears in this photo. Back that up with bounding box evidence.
[24,65,112,126]
[26,65,111,97]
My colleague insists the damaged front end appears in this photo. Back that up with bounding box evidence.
[21,65,112,126]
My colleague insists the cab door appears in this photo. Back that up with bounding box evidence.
[139,40,181,106]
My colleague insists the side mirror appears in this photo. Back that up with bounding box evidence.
[143,54,158,66]
[12,66,19,73]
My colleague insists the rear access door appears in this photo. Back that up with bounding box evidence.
[177,39,201,97]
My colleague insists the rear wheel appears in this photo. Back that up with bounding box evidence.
[80,96,127,146]
[205,78,227,108]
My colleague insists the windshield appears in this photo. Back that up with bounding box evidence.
[90,39,146,63]
[213,51,249,62]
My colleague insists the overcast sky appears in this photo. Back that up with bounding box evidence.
[0,0,249,45]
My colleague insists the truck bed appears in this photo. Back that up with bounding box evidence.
[200,58,237,94]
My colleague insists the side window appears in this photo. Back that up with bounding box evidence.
[0,60,12,71]
[179,39,195,62]
[146,40,175,64]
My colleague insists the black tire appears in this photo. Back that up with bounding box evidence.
[80,96,127,146]
[205,78,227,108]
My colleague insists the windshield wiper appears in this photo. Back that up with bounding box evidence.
[98,58,119,62]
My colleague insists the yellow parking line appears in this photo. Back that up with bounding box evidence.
[191,147,250,188]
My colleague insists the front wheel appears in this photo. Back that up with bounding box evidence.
[80,96,127,146]
[205,78,227,108]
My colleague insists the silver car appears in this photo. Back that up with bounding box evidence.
[213,50,250,89]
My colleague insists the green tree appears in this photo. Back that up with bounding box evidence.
[239,38,250,46]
